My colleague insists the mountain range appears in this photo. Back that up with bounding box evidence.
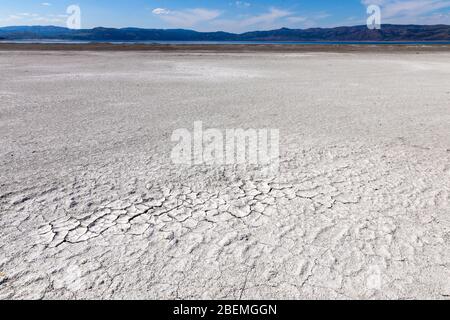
[0,24,449,42]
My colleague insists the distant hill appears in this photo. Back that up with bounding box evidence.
[0,25,449,41]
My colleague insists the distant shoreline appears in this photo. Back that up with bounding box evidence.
[2,24,450,43]
[2,40,450,45]
[1,42,450,53]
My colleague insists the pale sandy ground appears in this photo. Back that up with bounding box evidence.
[0,50,450,300]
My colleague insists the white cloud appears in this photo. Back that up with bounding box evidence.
[152,8,170,15]
[147,5,332,32]
[19,13,39,17]
[241,8,292,27]
[0,12,64,25]
[3,15,20,21]
[361,0,450,21]
[212,7,292,32]
[212,8,331,32]
[42,2,52,6]
[152,8,222,28]
[32,16,64,23]
[234,1,251,8]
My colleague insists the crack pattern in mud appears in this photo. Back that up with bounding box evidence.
[1,140,449,300]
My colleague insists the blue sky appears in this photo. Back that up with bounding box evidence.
[0,1,449,31]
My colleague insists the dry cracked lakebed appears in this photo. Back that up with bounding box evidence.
[0,50,450,299]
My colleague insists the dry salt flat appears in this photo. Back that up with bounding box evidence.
[0,49,450,299]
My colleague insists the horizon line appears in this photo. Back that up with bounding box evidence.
[1,23,450,34]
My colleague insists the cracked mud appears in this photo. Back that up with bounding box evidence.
[1,51,450,299]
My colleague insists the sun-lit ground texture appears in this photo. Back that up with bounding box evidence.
[1,49,450,299]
